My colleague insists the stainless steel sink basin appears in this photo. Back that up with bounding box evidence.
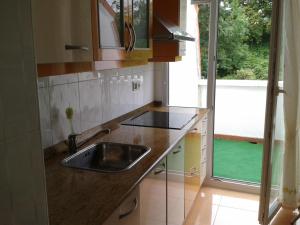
[62,142,151,172]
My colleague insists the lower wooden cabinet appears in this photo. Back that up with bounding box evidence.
[103,186,140,225]
[140,158,167,225]
[167,140,185,225]
[103,113,208,225]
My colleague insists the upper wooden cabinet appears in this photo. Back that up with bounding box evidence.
[32,0,93,64]
[151,0,189,62]
[91,0,153,61]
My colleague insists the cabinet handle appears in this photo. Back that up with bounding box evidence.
[129,23,136,52]
[125,22,133,53]
[154,162,165,175]
[173,150,181,154]
[65,44,89,51]
[119,198,138,220]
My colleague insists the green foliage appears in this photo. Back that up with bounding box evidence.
[217,0,250,77]
[236,69,256,80]
[199,0,272,80]
[243,0,272,44]
[198,4,210,78]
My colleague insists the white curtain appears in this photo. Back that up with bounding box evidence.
[281,0,300,209]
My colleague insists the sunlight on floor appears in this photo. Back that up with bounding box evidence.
[184,187,298,225]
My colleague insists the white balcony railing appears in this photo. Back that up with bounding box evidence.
[198,79,284,139]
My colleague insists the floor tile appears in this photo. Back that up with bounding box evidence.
[219,195,259,212]
[213,206,260,225]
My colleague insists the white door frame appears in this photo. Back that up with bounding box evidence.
[204,0,261,194]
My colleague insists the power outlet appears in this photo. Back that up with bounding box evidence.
[132,80,141,92]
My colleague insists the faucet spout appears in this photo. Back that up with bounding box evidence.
[68,128,111,154]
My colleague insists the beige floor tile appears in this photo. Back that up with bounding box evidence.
[213,206,260,225]
[185,190,219,225]
[219,195,259,212]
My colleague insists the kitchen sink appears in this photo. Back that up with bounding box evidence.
[62,142,151,172]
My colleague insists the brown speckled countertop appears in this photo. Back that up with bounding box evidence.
[45,105,208,225]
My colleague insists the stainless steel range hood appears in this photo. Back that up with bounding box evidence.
[153,16,195,42]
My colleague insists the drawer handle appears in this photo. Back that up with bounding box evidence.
[119,198,138,220]
[154,163,165,175]
[173,150,181,154]
[65,44,89,51]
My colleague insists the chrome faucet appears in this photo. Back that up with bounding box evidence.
[68,128,111,154]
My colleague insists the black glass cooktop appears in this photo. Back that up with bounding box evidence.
[122,111,197,130]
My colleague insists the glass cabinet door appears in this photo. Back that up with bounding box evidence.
[131,0,149,49]
[98,0,125,48]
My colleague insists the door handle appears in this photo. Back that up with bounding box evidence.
[65,44,89,51]
[125,22,133,53]
[129,23,136,52]
[173,150,181,154]
[119,198,138,219]
[275,86,286,96]
[154,162,165,175]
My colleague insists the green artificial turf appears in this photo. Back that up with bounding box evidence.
[213,138,263,183]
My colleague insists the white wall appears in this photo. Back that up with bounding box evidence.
[199,80,268,139]
[0,1,49,224]
[38,64,156,148]
[169,2,200,107]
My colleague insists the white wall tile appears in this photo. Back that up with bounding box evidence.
[78,71,99,82]
[37,63,155,146]
[37,77,49,89]
[143,70,155,104]
[119,75,131,115]
[101,74,112,123]
[38,87,53,149]
[110,76,121,118]
[49,73,78,86]
[118,67,133,76]
[79,79,102,131]
[50,83,81,144]
[136,75,144,108]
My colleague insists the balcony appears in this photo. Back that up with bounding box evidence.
[199,79,284,183]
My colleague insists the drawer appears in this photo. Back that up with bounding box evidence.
[103,187,140,225]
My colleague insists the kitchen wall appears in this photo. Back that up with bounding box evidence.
[0,0,48,224]
[37,63,165,149]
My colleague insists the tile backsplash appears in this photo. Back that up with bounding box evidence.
[37,63,155,149]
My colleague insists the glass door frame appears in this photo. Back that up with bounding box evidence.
[204,0,267,194]
[258,0,284,224]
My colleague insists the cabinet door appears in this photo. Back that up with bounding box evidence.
[69,0,93,62]
[93,0,132,61]
[32,0,92,64]
[98,0,125,49]
[127,0,153,60]
[167,140,185,225]
[131,0,150,49]
[103,186,140,225]
[184,121,201,217]
[140,158,167,225]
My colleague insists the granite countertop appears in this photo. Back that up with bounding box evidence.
[45,104,208,225]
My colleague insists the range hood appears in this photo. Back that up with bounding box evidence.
[153,16,195,42]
